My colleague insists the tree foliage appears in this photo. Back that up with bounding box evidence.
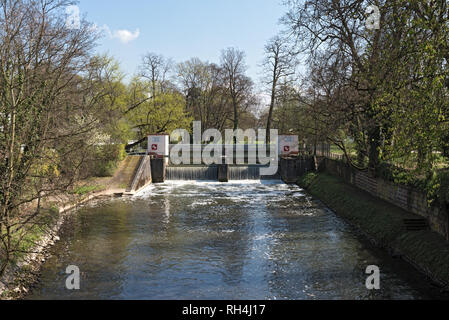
[282,0,449,175]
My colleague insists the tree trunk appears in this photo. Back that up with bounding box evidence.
[368,125,381,175]
[266,82,277,144]
[233,98,238,144]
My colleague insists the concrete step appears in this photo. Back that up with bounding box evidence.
[403,218,429,231]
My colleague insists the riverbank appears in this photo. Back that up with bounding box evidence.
[298,172,449,290]
[0,186,134,300]
[0,155,144,300]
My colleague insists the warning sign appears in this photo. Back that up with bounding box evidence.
[148,134,169,159]
[278,135,299,156]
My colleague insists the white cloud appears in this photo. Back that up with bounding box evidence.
[91,23,140,44]
[112,29,140,44]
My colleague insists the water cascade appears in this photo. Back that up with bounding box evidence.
[166,166,218,180]
[166,165,279,181]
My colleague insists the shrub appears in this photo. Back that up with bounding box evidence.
[377,161,421,188]
[83,144,126,178]
[424,170,449,206]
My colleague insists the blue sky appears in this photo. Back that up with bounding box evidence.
[77,0,287,84]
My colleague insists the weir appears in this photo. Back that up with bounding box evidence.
[166,166,219,181]
[165,165,281,181]
[127,135,313,187]
[129,157,312,187]
[228,165,279,180]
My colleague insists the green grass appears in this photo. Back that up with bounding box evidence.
[330,145,345,155]
[72,184,104,196]
[298,173,413,244]
[298,172,449,285]
[4,207,59,263]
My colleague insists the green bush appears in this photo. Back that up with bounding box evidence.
[376,161,449,207]
[87,144,126,178]
[94,160,117,177]
[424,170,449,206]
[377,161,421,188]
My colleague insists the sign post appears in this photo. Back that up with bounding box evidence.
[278,135,299,157]
[148,134,169,165]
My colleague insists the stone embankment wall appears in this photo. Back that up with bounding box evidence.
[322,158,449,240]
[279,157,315,184]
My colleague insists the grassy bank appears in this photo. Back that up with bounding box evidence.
[298,172,449,288]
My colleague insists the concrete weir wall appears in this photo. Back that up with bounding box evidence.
[279,157,315,184]
[322,158,449,240]
[151,158,166,183]
[218,164,229,182]
[127,155,313,186]
[127,155,152,192]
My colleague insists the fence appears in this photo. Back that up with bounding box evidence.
[307,143,346,161]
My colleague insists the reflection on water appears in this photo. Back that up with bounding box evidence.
[27,181,447,300]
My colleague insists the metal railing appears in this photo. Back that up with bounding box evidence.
[310,144,346,162]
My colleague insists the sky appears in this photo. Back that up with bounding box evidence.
[76,0,288,84]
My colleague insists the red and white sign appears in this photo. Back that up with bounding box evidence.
[148,134,169,161]
[278,135,299,156]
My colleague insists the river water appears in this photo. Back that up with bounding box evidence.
[27,181,446,300]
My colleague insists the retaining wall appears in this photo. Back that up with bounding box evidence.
[322,158,449,240]
[128,155,152,191]
[280,157,315,184]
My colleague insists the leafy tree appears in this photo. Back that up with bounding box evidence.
[0,0,111,276]
[220,48,256,141]
[261,36,297,142]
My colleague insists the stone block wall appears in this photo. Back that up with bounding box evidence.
[323,158,449,240]
[280,157,315,184]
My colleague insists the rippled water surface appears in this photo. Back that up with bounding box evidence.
[28,181,446,300]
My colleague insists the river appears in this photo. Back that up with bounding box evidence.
[27,180,446,300]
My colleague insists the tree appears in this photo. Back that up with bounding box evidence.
[220,48,255,142]
[282,0,384,170]
[177,58,232,132]
[282,0,449,174]
[139,52,174,97]
[124,53,192,150]
[125,77,192,137]
[261,36,296,142]
[0,0,114,276]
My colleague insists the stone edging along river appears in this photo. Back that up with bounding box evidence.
[298,172,449,291]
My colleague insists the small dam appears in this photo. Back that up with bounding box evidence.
[126,155,315,191]
[166,165,281,181]
[126,140,316,190]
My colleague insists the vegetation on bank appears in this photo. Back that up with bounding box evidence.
[328,156,449,208]
[298,172,449,286]
[376,162,449,207]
